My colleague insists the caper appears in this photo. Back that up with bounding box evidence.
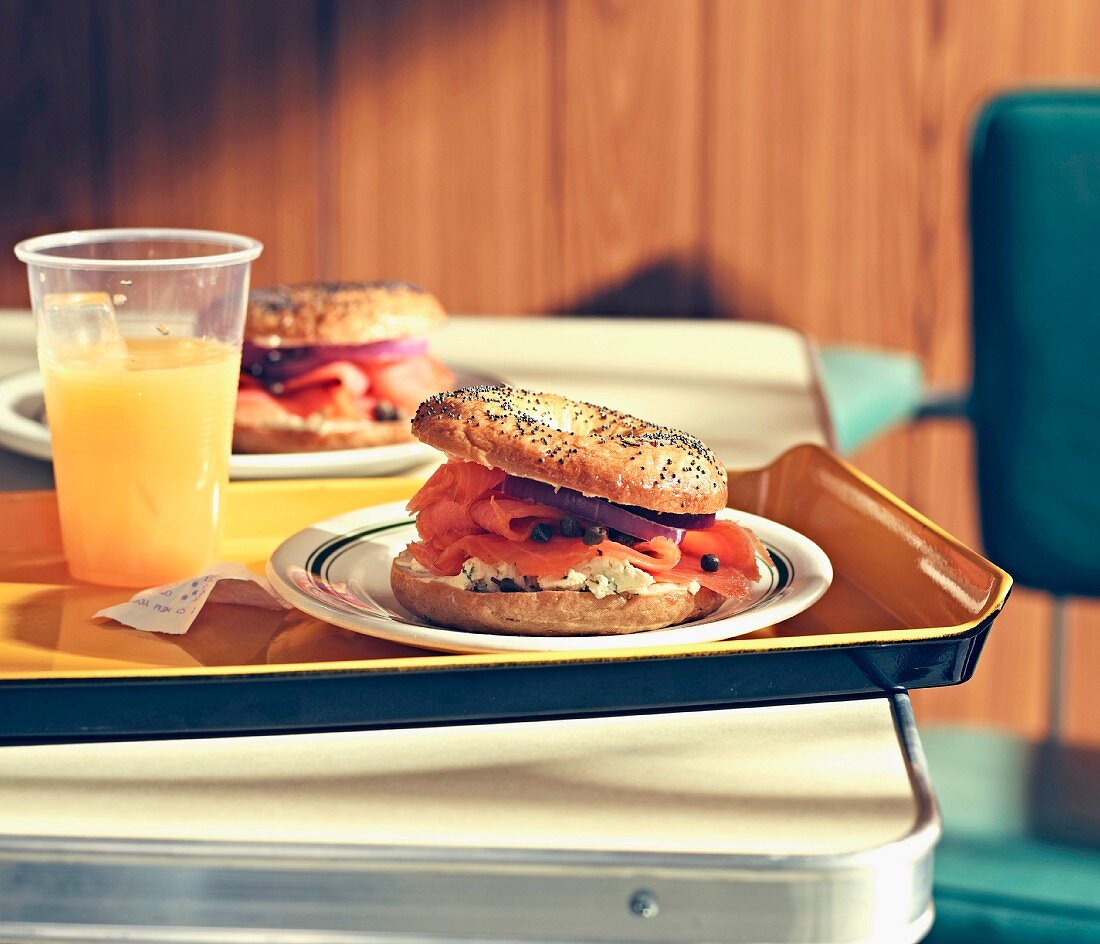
[583,526,607,546]
[373,401,399,422]
[701,553,721,572]
[560,515,582,538]
[530,523,553,544]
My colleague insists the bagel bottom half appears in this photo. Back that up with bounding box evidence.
[234,418,415,453]
[390,560,723,636]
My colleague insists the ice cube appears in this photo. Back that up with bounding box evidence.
[41,291,127,358]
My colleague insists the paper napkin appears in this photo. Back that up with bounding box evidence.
[94,562,289,635]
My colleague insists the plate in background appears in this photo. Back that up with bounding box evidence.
[0,367,500,479]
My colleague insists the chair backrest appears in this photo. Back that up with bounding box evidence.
[970,91,1100,596]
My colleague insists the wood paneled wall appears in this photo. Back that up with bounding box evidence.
[4,0,1100,741]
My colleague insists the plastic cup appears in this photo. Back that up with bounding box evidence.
[14,228,263,587]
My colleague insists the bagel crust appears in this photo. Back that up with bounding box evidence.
[391,560,724,635]
[233,416,415,453]
[412,385,727,515]
[246,280,446,346]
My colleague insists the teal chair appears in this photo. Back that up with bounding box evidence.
[817,346,924,454]
[919,91,1100,942]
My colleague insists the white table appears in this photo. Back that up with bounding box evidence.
[0,312,936,944]
[0,311,831,491]
[0,697,937,943]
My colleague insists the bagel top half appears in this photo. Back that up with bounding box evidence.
[246,280,446,347]
[412,385,727,515]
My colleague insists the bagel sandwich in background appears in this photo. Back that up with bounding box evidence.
[390,385,767,636]
[234,281,455,453]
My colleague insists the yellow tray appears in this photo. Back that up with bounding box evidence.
[0,445,1010,742]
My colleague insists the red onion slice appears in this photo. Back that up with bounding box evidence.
[620,504,718,529]
[242,338,428,383]
[501,475,715,544]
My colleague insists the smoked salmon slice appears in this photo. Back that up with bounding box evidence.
[468,496,563,540]
[282,361,370,398]
[664,559,754,599]
[404,462,763,601]
[280,361,370,419]
[406,464,454,513]
[235,387,289,425]
[238,354,451,426]
[413,498,483,546]
[367,355,454,412]
[406,539,446,573]
[238,361,373,421]
[594,532,758,596]
[680,520,764,580]
[433,533,598,578]
[594,536,681,573]
[450,464,507,505]
[280,385,360,419]
[407,461,506,514]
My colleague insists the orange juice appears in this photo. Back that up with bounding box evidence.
[41,337,240,587]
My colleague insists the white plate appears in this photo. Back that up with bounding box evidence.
[267,501,834,654]
[0,367,500,479]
